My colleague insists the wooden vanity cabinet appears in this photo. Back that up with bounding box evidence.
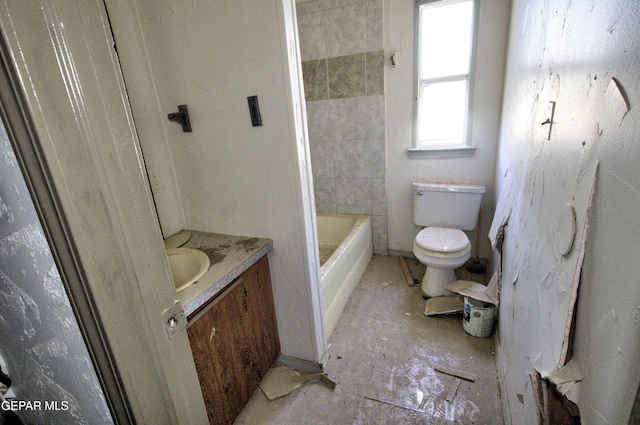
[187,256,280,425]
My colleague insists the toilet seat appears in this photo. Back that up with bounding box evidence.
[414,244,471,259]
[412,227,471,268]
[413,227,472,297]
[415,227,470,253]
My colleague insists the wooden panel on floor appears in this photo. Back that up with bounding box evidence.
[399,256,415,287]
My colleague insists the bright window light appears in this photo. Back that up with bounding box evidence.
[418,80,466,145]
[414,0,475,149]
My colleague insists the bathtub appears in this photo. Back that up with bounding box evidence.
[317,213,373,335]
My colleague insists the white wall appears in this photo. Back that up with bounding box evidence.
[496,1,640,423]
[385,0,511,259]
[107,0,324,364]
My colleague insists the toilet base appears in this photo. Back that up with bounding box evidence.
[421,266,456,298]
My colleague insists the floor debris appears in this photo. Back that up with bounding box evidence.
[259,365,338,401]
[446,378,462,403]
[424,296,464,316]
[259,365,302,400]
[435,364,477,382]
[399,256,415,287]
[362,396,424,414]
[291,373,337,389]
[443,276,499,306]
[237,256,503,423]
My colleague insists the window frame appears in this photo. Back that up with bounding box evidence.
[409,0,480,159]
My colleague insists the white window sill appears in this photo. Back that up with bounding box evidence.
[407,145,476,159]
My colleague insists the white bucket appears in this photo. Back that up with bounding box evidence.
[462,296,496,338]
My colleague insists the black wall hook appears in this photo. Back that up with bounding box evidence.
[167,105,192,132]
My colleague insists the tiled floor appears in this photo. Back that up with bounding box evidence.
[236,255,503,424]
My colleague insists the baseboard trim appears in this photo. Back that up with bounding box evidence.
[388,249,416,259]
[276,354,323,374]
[494,317,511,425]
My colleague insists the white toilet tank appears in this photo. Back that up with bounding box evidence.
[412,182,485,230]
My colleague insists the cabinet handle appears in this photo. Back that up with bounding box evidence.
[209,327,216,342]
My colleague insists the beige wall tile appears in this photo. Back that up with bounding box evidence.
[328,53,366,98]
[302,59,329,101]
[366,50,384,95]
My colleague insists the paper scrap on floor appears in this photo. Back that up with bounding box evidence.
[424,296,464,315]
[443,272,500,306]
[292,373,337,389]
[259,365,302,400]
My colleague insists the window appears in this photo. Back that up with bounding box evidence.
[410,0,477,158]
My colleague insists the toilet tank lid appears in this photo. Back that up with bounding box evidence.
[412,182,486,194]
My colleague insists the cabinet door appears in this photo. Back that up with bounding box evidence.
[187,277,253,425]
[187,256,280,425]
[244,256,280,379]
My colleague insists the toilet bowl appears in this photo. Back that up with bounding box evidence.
[413,227,471,297]
[411,182,484,298]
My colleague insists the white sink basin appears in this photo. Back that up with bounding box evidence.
[163,230,191,249]
[166,248,210,292]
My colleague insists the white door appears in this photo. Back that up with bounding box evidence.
[0,100,114,424]
[0,1,207,423]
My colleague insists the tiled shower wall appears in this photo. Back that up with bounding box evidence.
[296,0,387,254]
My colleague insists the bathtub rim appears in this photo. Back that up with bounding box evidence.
[316,213,373,336]
[317,213,370,278]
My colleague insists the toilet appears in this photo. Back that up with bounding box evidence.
[412,182,485,297]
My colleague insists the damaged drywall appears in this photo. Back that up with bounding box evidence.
[530,370,581,424]
[493,143,598,422]
[601,78,630,132]
[492,159,598,369]
[542,359,582,396]
[495,0,640,423]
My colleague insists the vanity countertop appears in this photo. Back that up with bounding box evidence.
[176,230,273,318]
